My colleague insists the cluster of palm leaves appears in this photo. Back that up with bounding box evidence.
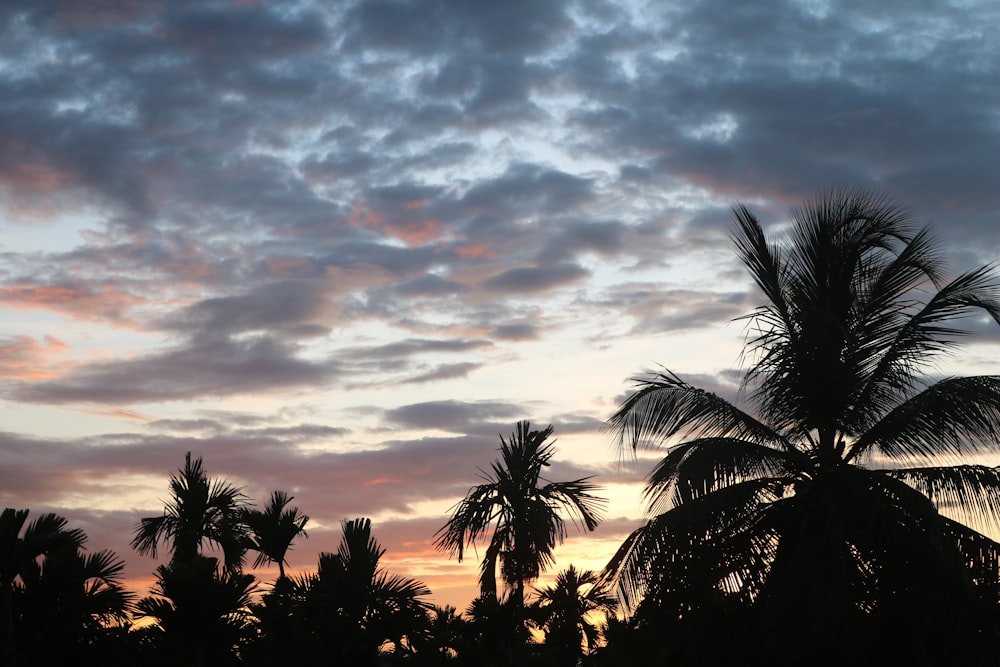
[0,508,133,667]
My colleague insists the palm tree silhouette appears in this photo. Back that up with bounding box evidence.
[242,490,309,580]
[15,546,133,665]
[435,421,606,660]
[296,517,431,664]
[131,452,249,572]
[531,565,616,666]
[135,554,258,667]
[1,509,87,667]
[605,189,1000,663]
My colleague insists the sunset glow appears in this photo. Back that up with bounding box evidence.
[1,0,999,617]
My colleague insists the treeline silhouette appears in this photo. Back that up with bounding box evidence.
[4,189,1000,666]
[1,444,613,667]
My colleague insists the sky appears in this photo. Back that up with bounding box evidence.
[1,0,999,610]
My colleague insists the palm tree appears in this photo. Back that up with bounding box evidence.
[462,594,521,666]
[435,421,606,659]
[135,554,258,667]
[531,565,616,666]
[131,452,249,572]
[242,490,309,580]
[1,509,87,667]
[297,518,432,664]
[604,189,1000,663]
[15,546,134,666]
[412,605,469,663]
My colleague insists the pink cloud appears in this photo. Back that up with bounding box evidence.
[0,282,147,324]
[0,335,72,379]
[348,201,444,247]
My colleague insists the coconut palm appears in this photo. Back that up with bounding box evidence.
[435,421,606,659]
[131,452,249,572]
[242,490,309,580]
[605,189,1000,663]
[1,509,87,667]
[531,565,616,666]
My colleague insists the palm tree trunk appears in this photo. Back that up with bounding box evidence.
[1,583,16,667]
[513,578,527,667]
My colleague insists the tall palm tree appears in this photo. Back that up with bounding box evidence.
[435,421,606,658]
[604,189,1000,663]
[242,490,309,580]
[1,509,87,667]
[131,452,249,572]
[531,565,616,666]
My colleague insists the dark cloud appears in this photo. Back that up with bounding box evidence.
[461,164,597,217]
[4,336,335,404]
[481,264,590,294]
[157,280,333,337]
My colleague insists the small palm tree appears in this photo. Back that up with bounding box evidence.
[15,547,134,666]
[1,509,87,667]
[463,594,521,667]
[605,189,1000,662]
[242,490,309,580]
[435,421,606,660]
[297,518,432,663]
[135,554,258,667]
[131,452,249,572]
[415,605,469,661]
[531,565,616,666]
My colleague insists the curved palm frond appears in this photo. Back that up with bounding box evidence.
[79,549,135,625]
[847,265,1000,433]
[644,436,801,512]
[603,478,786,612]
[849,375,1000,464]
[608,370,792,453]
[886,465,1000,535]
[939,515,1000,600]
[22,513,87,559]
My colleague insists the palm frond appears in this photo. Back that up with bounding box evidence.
[847,265,1000,433]
[849,375,1000,464]
[607,370,791,452]
[603,478,785,612]
[643,437,801,512]
[886,465,1000,535]
[539,477,606,532]
[939,516,1000,600]
[731,203,790,327]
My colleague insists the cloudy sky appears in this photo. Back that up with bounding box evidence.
[2,0,999,608]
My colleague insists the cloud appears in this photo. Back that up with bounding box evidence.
[383,400,524,433]
[481,264,590,294]
[4,335,335,404]
[0,335,70,379]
